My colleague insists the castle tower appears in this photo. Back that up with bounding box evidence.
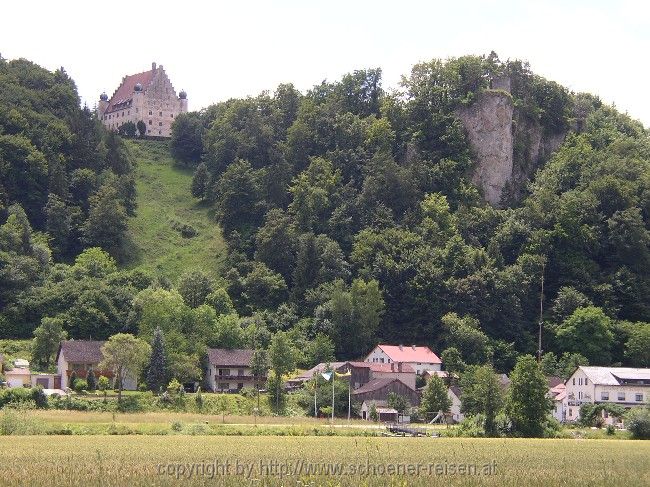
[98,92,108,119]
[179,90,188,113]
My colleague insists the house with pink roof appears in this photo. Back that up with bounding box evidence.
[364,344,442,375]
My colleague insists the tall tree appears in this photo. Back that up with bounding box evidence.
[31,317,67,369]
[459,364,504,436]
[82,184,128,257]
[177,270,213,308]
[506,355,552,437]
[146,327,168,393]
[99,333,151,403]
[420,374,452,420]
[268,331,296,408]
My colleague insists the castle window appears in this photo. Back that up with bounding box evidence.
[128,111,130,115]
[159,111,162,116]
[122,112,124,116]
[149,110,152,115]
[159,122,162,126]
[171,114,174,118]
[136,108,139,113]
[149,120,152,125]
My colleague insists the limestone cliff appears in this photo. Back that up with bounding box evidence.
[456,90,514,206]
[456,86,566,206]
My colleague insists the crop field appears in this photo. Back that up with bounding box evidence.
[0,436,648,487]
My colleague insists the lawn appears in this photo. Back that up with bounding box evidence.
[0,436,648,486]
[122,139,226,281]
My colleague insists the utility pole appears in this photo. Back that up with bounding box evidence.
[538,261,545,364]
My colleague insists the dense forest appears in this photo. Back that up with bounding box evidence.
[1,53,648,381]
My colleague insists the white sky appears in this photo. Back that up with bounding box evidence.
[1,0,648,126]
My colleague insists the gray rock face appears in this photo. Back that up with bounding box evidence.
[456,91,514,206]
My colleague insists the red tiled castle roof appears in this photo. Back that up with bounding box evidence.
[105,69,155,113]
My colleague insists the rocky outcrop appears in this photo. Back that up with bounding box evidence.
[456,90,514,206]
[456,85,566,206]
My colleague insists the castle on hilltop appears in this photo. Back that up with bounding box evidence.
[98,62,187,138]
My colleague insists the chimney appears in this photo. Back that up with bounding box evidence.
[152,62,157,70]
[411,344,416,351]
[399,344,403,351]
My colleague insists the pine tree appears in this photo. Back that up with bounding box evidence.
[86,367,97,391]
[146,327,168,393]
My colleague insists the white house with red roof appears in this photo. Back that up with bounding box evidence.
[97,62,187,137]
[365,344,442,375]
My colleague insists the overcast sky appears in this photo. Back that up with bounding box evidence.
[1,0,648,126]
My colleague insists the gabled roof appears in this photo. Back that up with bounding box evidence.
[374,345,442,364]
[105,69,155,113]
[352,377,413,395]
[290,362,346,382]
[547,376,564,388]
[207,348,254,367]
[57,340,105,364]
[576,366,650,385]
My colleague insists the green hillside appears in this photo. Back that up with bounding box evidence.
[123,139,226,281]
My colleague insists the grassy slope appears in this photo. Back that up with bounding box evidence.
[123,139,226,282]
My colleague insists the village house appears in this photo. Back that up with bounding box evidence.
[97,62,187,137]
[365,344,442,374]
[206,348,264,393]
[352,377,420,409]
[56,340,135,390]
[4,359,32,388]
[564,366,650,423]
[288,360,417,391]
[447,386,464,423]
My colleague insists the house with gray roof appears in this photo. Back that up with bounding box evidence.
[206,348,265,393]
[564,366,649,423]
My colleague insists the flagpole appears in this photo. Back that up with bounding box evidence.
[314,374,317,419]
[347,376,351,422]
[331,373,335,424]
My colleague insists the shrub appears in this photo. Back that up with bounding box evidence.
[239,386,256,398]
[626,408,650,440]
[606,424,616,436]
[171,421,183,432]
[73,379,88,393]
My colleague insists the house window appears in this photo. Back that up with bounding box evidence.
[218,382,229,391]
[636,394,643,402]
[237,383,244,390]
[601,392,609,401]
[572,378,575,385]
[578,391,582,400]
[585,379,588,385]
[380,358,384,363]
[218,369,230,376]
[238,369,245,376]
[618,392,625,401]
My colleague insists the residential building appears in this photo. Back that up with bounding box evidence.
[352,377,420,407]
[448,386,465,423]
[5,362,31,388]
[365,344,442,374]
[56,340,133,390]
[206,349,264,392]
[97,62,187,137]
[564,366,650,423]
